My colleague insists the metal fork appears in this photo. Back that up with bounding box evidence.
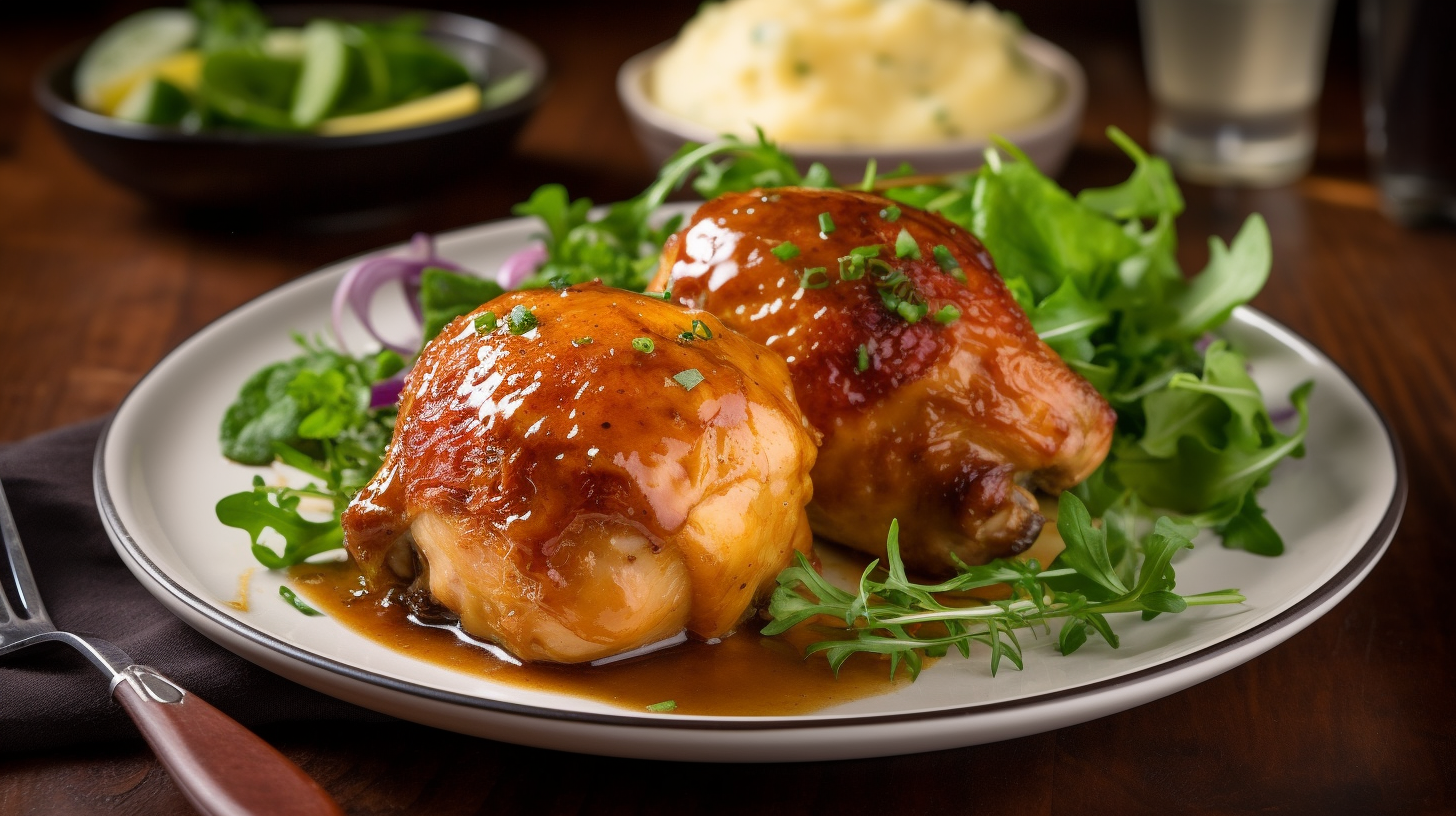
[0,479,343,816]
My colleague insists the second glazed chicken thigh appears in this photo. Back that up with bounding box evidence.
[652,188,1115,574]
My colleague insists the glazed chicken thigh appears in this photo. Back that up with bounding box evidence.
[651,188,1115,575]
[341,283,818,663]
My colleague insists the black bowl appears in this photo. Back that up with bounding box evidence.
[34,5,546,215]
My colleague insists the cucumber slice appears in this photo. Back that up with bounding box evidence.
[290,20,349,128]
[76,8,197,112]
[114,77,192,125]
[262,28,306,60]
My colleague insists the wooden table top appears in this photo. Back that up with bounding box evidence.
[3,1,1453,813]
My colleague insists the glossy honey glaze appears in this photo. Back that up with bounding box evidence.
[289,558,912,716]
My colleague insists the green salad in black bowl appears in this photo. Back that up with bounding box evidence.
[34,1,546,215]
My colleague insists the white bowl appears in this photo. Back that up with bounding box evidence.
[617,34,1086,181]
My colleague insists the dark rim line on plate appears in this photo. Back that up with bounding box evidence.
[90,221,1408,731]
[33,6,546,148]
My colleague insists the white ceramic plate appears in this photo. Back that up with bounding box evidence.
[95,216,1405,763]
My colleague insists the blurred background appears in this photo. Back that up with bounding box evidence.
[4,3,1456,814]
[0,0,1381,438]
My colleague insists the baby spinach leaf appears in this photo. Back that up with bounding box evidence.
[420,267,504,343]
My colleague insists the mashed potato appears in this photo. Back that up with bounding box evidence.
[649,0,1060,146]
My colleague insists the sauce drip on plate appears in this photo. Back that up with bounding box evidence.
[289,559,910,716]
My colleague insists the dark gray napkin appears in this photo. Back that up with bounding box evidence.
[0,417,388,755]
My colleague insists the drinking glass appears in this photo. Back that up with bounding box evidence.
[1362,0,1456,225]
[1139,0,1337,186]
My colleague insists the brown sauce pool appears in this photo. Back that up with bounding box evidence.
[288,560,912,716]
[288,508,1063,717]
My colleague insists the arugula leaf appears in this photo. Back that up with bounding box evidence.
[968,149,1139,301]
[767,510,1242,680]
[1076,127,1185,221]
[216,477,344,568]
[1165,214,1272,339]
[1028,277,1111,363]
[1217,494,1284,556]
[1054,492,1127,596]
[1117,380,1311,513]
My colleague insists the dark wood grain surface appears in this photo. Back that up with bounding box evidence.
[3,1,1454,813]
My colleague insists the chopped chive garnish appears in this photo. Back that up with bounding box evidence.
[632,336,655,353]
[880,205,902,222]
[573,336,593,346]
[678,320,713,342]
[896,300,928,323]
[678,319,714,342]
[646,700,678,712]
[279,586,322,616]
[859,158,878,192]
[838,245,884,281]
[798,267,830,289]
[866,258,895,279]
[506,305,537,335]
[473,311,498,333]
[894,228,921,260]
[771,242,800,261]
[932,244,961,274]
[648,289,672,301]
[856,344,870,372]
[818,212,836,234]
[934,304,962,324]
[672,369,705,391]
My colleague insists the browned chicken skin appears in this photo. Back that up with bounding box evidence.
[341,283,818,663]
[651,188,1115,574]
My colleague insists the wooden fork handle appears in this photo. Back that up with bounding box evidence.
[112,666,344,816]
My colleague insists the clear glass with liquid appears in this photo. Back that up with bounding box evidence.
[1139,0,1336,186]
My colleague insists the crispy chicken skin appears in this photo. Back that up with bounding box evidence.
[651,188,1114,574]
[341,283,818,663]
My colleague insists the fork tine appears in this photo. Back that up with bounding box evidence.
[0,479,48,622]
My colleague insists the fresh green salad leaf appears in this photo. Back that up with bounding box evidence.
[217,126,1302,689]
[104,0,477,132]
[420,267,504,343]
[765,497,1244,679]
[507,126,1302,557]
[216,476,344,568]
[198,49,302,130]
[510,131,830,292]
[192,0,267,53]
[216,335,399,565]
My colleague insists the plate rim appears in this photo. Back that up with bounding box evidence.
[93,221,1408,732]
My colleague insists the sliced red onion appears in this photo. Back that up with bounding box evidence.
[1269,405,1299,424]
[497,243,547,288]
[331,232,468,357]
[370,374,407,410]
